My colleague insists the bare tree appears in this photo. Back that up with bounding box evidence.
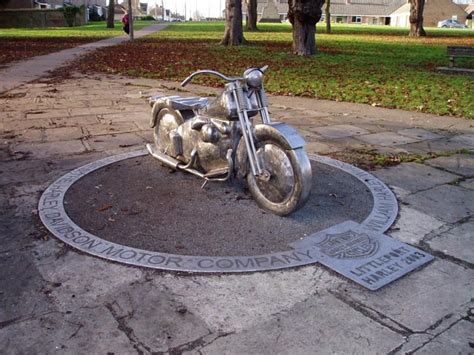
[107,0,115,28]
[221,0,246,46]
[288,0,324,56]
[246,0,258,31]
[325,0,331,34]
[409,0,426,37]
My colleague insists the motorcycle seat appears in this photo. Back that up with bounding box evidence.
[150,95,209,111]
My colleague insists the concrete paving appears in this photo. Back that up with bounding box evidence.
[0,41,473,353]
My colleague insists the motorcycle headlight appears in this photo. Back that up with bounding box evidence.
[244,68,263,89]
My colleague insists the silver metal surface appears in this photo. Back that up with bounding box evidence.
[243,68,264,88]
[149,66,311,215]
[290,221,434,291]
[232,86,262,176]
[38,150,403,283]
[254,143,295,203]
[180,70,242,87]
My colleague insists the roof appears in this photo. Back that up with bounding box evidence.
[465,4,474,13]
[250,0,409,17]
[390,3,410,15]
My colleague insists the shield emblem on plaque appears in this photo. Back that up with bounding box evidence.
[315,230,379,259]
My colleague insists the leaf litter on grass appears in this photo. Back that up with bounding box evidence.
[74,23,474,118]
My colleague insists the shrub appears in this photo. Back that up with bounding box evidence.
[59,5,82,27]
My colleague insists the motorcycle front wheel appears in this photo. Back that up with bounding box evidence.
[247,140,312,216]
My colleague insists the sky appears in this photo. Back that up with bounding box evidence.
[140,0,225,19]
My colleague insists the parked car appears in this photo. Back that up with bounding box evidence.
[437,19,468,28]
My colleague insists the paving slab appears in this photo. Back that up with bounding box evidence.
[390,206,445,245]
[51,115,100,127]
[357,132,420,146]
[460,178,474,190]
[0,159,50,186]
[403,185,474,224]
[425,154,474,177]
[198,292,403,355]
[305,141,343,154]
[155,268,341,333]
[0,305,136,354]
[428,221,474,264]
[101,281,211,352]
[398,138,470,155]
[84,121,141,136]
[1,69,474,354]
[12,140,87,159]
[312,124,370,139]
[413,320,474,355]
[17,128,44,142]
[85,132,146,152]
[450,134,474,146]
[373,162,459,193]
[3,118,53,131]
[397,128,444,141]
[25,109,70,120]
[333,259,473,332]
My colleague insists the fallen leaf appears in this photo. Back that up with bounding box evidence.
[98,204,113,212]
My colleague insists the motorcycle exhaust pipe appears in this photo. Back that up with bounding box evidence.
[146,143,206,179]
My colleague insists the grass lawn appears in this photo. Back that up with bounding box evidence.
[0,20,152,38]
[0,21,156,65]
[76,22,472,118]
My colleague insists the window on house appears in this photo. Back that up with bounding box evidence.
[336,16,344,23]
[352,16,362,23]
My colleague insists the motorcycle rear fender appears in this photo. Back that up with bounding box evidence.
[150,100,188,128]
[150,99,169,128]
[235,123,307,178]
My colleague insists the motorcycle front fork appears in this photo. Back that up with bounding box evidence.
[231,84,272,179]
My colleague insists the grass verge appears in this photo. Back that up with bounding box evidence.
[0,21,152,37]
[73,22,473,118]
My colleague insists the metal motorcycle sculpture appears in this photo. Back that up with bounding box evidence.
[146,66,312,216]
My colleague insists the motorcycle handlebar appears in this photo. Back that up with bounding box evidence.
[180,70,242,87]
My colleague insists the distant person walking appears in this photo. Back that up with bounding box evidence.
[122,10,130,35]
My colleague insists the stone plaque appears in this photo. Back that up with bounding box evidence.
[291,221,434,290]
[39,149,436,291]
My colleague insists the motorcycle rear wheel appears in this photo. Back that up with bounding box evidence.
[153,107,183,156]
[247,140,312,216]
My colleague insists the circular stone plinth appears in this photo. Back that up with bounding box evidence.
[39,150,398,272]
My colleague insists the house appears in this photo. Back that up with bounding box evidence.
[118,0,147,17]
[246,0,469,27]
[464,4,474,27]
[114,3,127,21]
[390,0,467,27]
[0,0,106,27]
[0,0,34,9]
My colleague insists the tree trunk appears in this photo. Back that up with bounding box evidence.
[128,0,134,40]
[325,0,331,34]
[246,0,258,31]
[221,0,246,46]
[107,0,115,28]
[409,0,426,37]
[288,0,324,56]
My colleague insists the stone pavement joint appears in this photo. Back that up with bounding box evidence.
[0,71,473,353]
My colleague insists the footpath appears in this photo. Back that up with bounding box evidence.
[0,24,167,93]
[0,31,473,354]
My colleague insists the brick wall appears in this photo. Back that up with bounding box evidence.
[0,9,85,28]
[423,0,467,26]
